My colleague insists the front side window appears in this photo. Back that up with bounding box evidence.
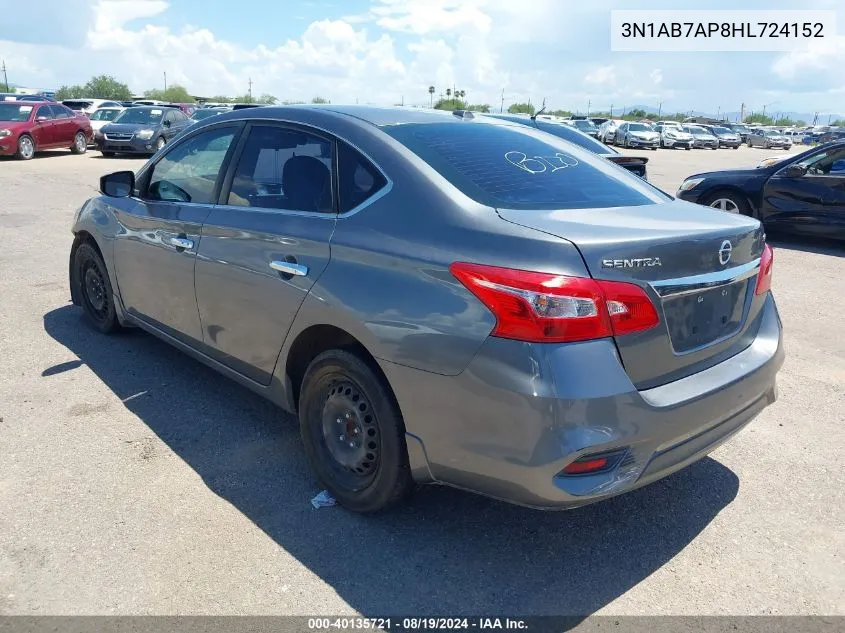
[384,122,669,210]
[146,127,237,204]
[794,148,845,175]
[36,105,55,120]
[226,125,333,212]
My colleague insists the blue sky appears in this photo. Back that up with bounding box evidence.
[1,0,843,116]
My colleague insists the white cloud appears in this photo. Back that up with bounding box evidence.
[0,0,843,116]
[584,66,616,86]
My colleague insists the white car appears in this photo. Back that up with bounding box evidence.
[61,99,124,116]
[655,124,693,149]
[88,107,125,132]
[756,153,800,168]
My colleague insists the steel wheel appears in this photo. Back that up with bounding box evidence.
[299,349,413,512]
[155,137,166,152]
[17,135,35,160]
[73,242,120,333]
[320,379,381,487]
[709,198,740,213]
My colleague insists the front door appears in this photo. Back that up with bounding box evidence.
[51,104,76,147]
[112,124,240,344]
[30,104,55,148]
[761,146,845,234]
[194,122,336,385]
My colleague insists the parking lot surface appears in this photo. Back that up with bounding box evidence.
[0,145,843,616]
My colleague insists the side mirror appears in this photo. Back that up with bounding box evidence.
[163,119,171,127]
[35,116,48,123]
[783,164,807,178]
[100,171,135,198]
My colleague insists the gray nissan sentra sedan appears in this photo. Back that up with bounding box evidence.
[69,105,784,512]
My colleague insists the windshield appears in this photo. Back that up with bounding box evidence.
[571,119,596,130]
[384,122,668,210]
[0,103,34,122]
[114,108,164,125]
[712,127,731,134]
[732,125,750,133]
[90,109,121,121]
[764,130,780,137]
[686,126,709,134]
[627,123,651,132]
[191,108,225,120]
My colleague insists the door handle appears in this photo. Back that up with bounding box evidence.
[269,260,308,276]
[169,237,194,250]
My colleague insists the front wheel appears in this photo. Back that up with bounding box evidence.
[299,350,413,513]
[16,135,35,160]
[154,136,166,152]
[703,190,752,216]
[71,131,88,154]
[73,242,121,334]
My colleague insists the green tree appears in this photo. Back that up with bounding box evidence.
[55,85,86,100]
[206,95,231,103]
[744,112,774,125]
[434,97,468,111]
[549,109,573,117]
[282,99,306,105]
[467,103,491,113]
[427,85,435,107]
[508,102,535,115]
[83,75,131,100]
[311,96,329,104]
[144,84,195,103]
[259,93,278,104]
[626,108,647,119]
[2,85,15,93]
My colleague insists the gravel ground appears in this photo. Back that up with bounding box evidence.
[0,143,843,616]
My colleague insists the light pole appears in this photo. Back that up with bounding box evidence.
[1,60,8,92]
[163,71,167,92]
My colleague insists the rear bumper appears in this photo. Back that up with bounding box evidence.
[383,293,783,509]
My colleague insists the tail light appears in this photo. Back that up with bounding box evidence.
[755,243,774,295]
[449,262,659,343]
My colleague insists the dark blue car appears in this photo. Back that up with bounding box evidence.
[676,140,845,239]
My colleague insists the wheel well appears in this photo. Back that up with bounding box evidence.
[285,325,393,413]
[69,231,104,305]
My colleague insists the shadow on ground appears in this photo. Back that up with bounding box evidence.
[44,305,739,616]
[768,232,844,258]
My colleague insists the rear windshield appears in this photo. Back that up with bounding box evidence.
[384,122,668,210]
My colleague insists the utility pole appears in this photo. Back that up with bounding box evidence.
[500,89,504,113]
[248,77,253,102]
[828,114,832,124]
[163,71,167,92]
[657,101,662,118]
[717,106,721,119]
[610,104,613,117]
[587,99,591,116]
[740,102,746,122]
[1,60,8,92]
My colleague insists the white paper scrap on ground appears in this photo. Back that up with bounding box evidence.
[311,490,336,509]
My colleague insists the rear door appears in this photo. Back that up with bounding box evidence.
[112,124,241,345]
[193,122,336,385]
[51,105,76,146]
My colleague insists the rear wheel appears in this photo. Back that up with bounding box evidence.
[299,350,413,513]
[702,190,752,217]
[73,243,120,334]
[16,135,35,160]
[71,131,87,154]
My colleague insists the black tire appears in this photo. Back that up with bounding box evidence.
[101,151,115,157]
[71,131,88,154]
[748,140,753,147]
[16,134,35,160]
[733,145,739,149]
[685,146,691,150]
[299,349,412,513]
[702,189,753,217]
[73,242,120,334]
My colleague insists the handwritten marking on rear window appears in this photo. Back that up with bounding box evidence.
[505,151,579,174]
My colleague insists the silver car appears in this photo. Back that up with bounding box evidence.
[616,122,660,150]
[656,124,693,150]
[682,125,720,150]
[69,106,784,512]
[748,129,792,149]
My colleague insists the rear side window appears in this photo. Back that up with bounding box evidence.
[384,122,667,210]
[337,141,387,213]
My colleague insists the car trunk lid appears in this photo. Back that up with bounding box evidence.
[497,198,767,388]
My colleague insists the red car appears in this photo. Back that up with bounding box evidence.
[0,101,93,160]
